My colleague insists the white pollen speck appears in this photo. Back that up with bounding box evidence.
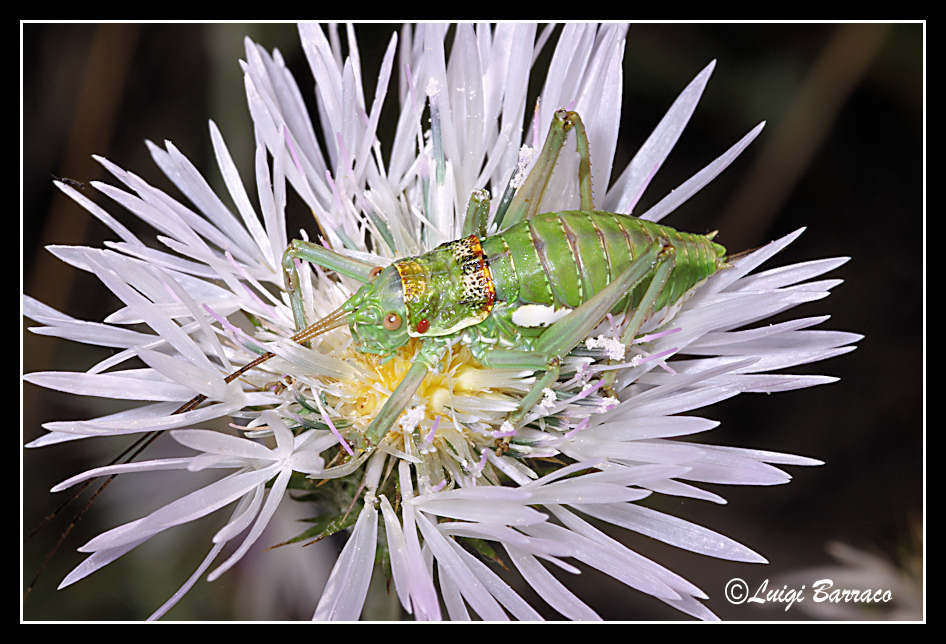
[425,77,441,97]
[511,145,535,188]
[491,420,516,438]
[399,404,427,433]
[537,387,557,413]
[585,335,627,360]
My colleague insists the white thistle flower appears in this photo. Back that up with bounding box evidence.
[24,23,861,621]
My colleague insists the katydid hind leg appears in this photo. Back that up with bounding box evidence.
[484,244,663,430]
[620,252,676,346]
[600,251,677,389]
[502,109,598,230]
[497,110,570,230]
[569,111,595,211]
[533,243,662,360]
[463,189,491,238]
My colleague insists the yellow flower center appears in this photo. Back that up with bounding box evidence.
[331,340,514,445]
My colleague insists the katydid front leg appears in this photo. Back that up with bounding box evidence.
[281,239,377,331]
[362,339,447,446]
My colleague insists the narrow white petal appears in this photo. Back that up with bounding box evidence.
[208,468,291,581]
[212,484,265,544]
[438,562,472,620]
[80,468,275,552]
[453,543,543,621]
[415,512,507,620]
[523,521,682,601]
[24,370,194,402]
[413,497,546,526]
[640,122,765,223]
[148,541,226,620]
[171,429,274,461]
[505,546,600,621]
[527,479,651,505]
[138,349,240,404]
[575,503,768,563]
[607,60,716,213]
[312,503,377,620]
[379,496,416,614]
[58,538,149,590]
[550,505,708,600]
[208,120,273,266]
[585,416,719,441]
[643,479,728,505]
[42,400,245,438]
[51,458,195,492]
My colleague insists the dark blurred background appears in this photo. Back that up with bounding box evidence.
[22,23,923,620]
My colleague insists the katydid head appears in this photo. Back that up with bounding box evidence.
[343,265,411,357]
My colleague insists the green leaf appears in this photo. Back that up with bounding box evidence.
[270,507,361,548]
[244,311,264,329]
[464,537,509,571]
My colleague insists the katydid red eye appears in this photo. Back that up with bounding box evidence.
[383,312,402,331]
[416,318,430,334]
[369,266,383,278]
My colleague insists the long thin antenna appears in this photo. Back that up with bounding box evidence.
[25,305,350,597]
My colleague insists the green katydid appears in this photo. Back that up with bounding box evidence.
[273,109,726,447]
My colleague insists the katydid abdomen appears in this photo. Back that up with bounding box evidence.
[482,210,726,321]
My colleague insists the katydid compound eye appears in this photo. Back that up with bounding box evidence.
[383,312,402,331]
[369,266,383,278]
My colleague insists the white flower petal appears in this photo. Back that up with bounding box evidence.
[413,496,547,526]
[171,429,274,461]
[523,521,683,601]
[312,503,377,620]
[505,546,600,621]
[207,468,291,581]
[414,512,507,620]
[59,538,149,590]
[607,60,716,213]
[640,122,765,223]
[41,400,245,438]
[50,457,196,493]
[452,541,543,621]
[575,502,768,563]
[80,468,276,552]
[212,484,265,544]
[24,370,192,402]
